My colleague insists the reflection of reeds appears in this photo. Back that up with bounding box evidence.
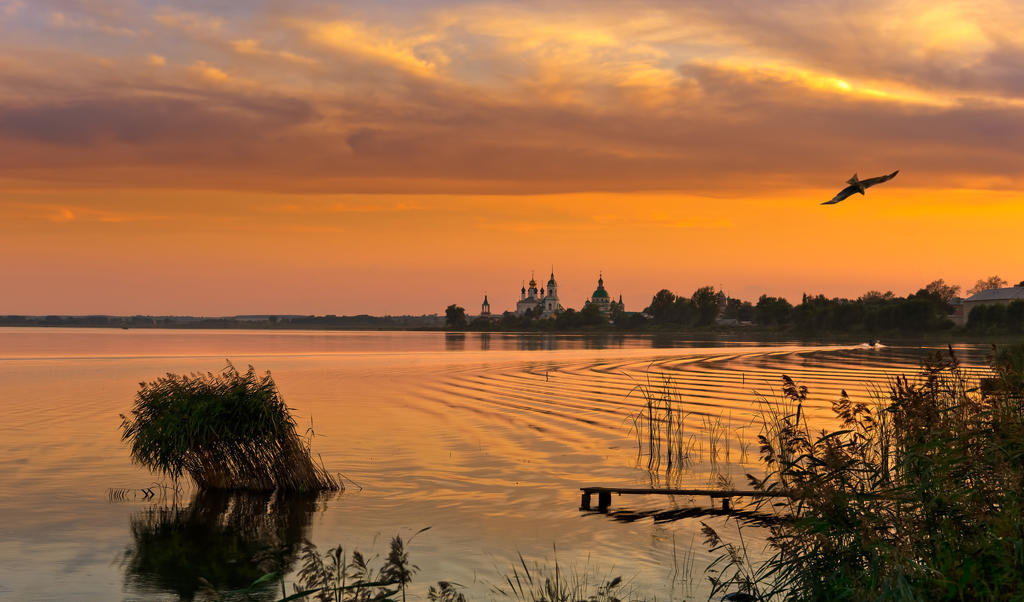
[735,424,752,464]
[700,414,727,465]
[108,481,179,503]
[670,532,697,601]
[122,490,324,601]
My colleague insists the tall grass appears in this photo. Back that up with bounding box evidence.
[492,547,634,602]
[705,344,1024,601]
[628,373,756,492]
[198,530,463,602]
[628,374,695,472]
[121,363,339,492]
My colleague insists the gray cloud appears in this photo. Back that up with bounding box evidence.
[0,0,1022,194]
[0,91,316,145]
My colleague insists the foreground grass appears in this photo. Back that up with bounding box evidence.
[705,344,1024,601]
[200,540,635,602]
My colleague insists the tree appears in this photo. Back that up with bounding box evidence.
[609,302,626,325]
[968,276,1008,296]
[923,279,961,303]
[755,295,793,326]
[499,311,521,330]
[645,289,678,323]
[444,304,467,329]
[468,316,493,330]
[673,296,697,326]
[553,308,581,329]
[612,306,646,329]
[579,301,607,326]
[860,291,895,303]
[691,286,719,326]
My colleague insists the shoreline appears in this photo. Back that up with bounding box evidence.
[0,322,1019,345]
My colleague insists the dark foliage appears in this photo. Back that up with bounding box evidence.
[444,305,468,329]
[968,300,1024,333]
[706,345,1024,601]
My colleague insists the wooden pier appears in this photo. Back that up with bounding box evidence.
[580,486,794,512]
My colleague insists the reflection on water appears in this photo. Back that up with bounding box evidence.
[598,505,782,527]
[122,491,326,601]
[0,329,995,600]
[444,333,466,352]
[0,327,793,359]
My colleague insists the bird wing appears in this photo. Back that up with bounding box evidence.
[860,170,899,189]
[822,184,858,205]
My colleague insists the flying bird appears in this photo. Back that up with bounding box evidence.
[822,170,899,205]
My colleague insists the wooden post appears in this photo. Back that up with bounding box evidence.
[580,492,591,510]
[721,497,730,511]
[598,491,612,511]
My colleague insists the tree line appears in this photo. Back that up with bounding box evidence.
[446,276,1023,334]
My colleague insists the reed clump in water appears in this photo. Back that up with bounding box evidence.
[705,344,1024,601]
[120,363,338,492]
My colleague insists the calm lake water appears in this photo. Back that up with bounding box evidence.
[0,329,993,601]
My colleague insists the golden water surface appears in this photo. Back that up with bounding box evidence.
[0,329,991,601]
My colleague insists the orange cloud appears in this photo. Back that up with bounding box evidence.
[192,60,229,82]
[231,39,318,65]
[154,8,223,35]
[50,208,75,222]
[305,20,441,77]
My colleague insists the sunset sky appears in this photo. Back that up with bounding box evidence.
[1,0,1021,315]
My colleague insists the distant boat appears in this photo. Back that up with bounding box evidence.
[822,170,899,205]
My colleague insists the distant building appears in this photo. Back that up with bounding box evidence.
[481,295,491,317]
[583,274,624,315]
[541,272,562,316]
[516,271,563,317]
[958,285,1024,326]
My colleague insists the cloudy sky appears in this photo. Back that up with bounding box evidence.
[1,0,1021,314]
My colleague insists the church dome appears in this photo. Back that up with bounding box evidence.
[592,288,610,299]
[547,272,557,288]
